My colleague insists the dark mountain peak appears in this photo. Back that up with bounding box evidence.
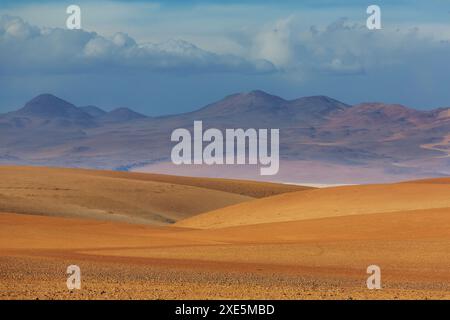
[299,95,348,105]
[79,105,107,118]
[110,107,146,118]
[25,93,70,108]
[246,89,280,98]
[100,107,146,122]
[18,94,92,119]
[220,90,285,104]
[31,93,56,100]
[196,90,286,117]
[238,90,285,103]
[287,95,350,114]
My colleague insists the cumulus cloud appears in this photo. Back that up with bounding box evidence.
[250,17,450,76]
[0,15,276,75]
[3,14,450,80]
[252,16,294,68]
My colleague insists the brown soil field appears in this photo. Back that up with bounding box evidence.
[177,181,450,228]
[0,166,308,225]
[0,167,449,300]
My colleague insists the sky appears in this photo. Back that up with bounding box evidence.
[1,0,450,115]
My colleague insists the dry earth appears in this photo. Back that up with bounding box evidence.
[0,167,449,299]
[0,166,308,225]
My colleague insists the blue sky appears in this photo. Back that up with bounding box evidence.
[1,0,450,115]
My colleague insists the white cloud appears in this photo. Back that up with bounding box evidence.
[252,16,294,68]
[0,15,276,75]
[2,12,450,112]
[0,15,38,39]
[249,16,450,76]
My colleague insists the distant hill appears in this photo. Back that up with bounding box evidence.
[0,91,449,183]
[0,94,148,130]
[79,105,107,118]
[100,107,147,123]
[17,94,90,119]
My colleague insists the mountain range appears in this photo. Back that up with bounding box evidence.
[1,91,449,183]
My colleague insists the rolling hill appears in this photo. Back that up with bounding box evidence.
[176,177,450,228]
[1,173,449,299]
[0,166,309,225]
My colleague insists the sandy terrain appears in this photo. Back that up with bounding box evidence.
[177,181,450,228]
[0,166,307,225]
[0,167,449,300]
[1,209,449,300]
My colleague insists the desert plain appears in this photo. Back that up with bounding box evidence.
[0,166,449,300]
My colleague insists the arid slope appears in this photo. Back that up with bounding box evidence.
[0,166,308,225]
[1,171,449,299]
[177,179,450,228]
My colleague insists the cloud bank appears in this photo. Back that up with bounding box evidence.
[0,15,276,75]
[1,11,450,114]
[2,14,450,79]
[251,17,450,76]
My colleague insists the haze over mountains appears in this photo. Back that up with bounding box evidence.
[0,91,449,183]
